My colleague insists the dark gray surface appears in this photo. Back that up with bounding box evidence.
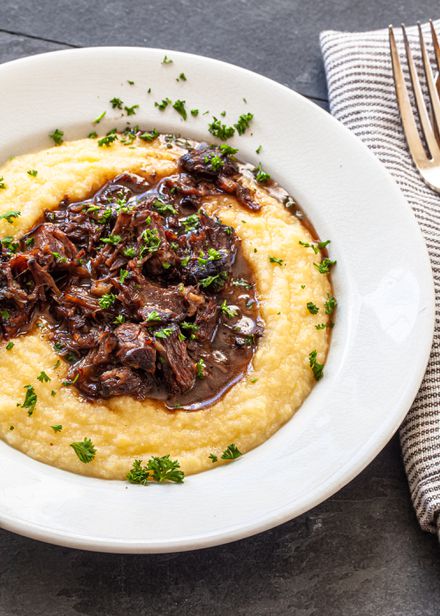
[0,1,439,614]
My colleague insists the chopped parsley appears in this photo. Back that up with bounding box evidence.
[5,341,14,351]
[219,144,238,155]
[299,239,331,254]
[309,350,324,381]
[127,79,135,85]
[127,455,184,484]
[177,72,187,81]
[153,199,177,215]
[162,55,173,64]
[315,323,327,330]
[324,295,337,315]
[155,97,172,111]
[0,309,10,320]
[234,112,253,135]
[0,210,21,224]
[93,110,106,124]
[208,117,235,141]
[173,99,187,120]
[220,300,238,318]
[101,234,122,245]
[254,162,271,183]
[196,357,206,378]
[269,256,284,265]
[99,293,117,309]
[180,321,198,339]
[314,258,336,274]
[124,104,139,116]
[154,327,174,339]
[209,453,218,463]
[70,437,96,463]
[256,145,263,154]
[221,443,242,460]
[20,385,37,416]
[27,169,38,177]
[198,247,222,265]
[190,108,199,117]
[110,97,124,109]
[146,310,161,323]
[0,177,6,189]
[98,132,118,147]
[49,129,64,145]
[123,246,137,258]
[204,154,224,171]
[114,315,126,324]
[119,269,129,284]
[139,128,159,142]
[306,302,319,315]
[37,371,51,383]
[52,251,68,263]
[140,228,161,255]
[51,424,63,432]
[88,131,98,139]
[199,272,227,289]
[181,214,199,232]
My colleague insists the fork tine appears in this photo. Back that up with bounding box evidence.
[429,19,440,71]
[418,22,440,147]
[401,24,440,158]
[388,26,428,165]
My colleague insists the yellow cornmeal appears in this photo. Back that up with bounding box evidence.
[0,137,331,479]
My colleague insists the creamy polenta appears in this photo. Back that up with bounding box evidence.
[0,136,332,479]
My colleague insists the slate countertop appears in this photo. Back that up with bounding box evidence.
[0,1,439,614]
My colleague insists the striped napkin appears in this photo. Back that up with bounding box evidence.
[320,21,440,536]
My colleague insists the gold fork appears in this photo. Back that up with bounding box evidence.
[389,20,440,192]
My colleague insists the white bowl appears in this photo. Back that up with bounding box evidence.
[0,47,434,553]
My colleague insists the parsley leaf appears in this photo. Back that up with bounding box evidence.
[221,443,242,460]
[324,294,337,315]
[309,350,324,381]
[209,453,218,463]
[254,162,271,183]
[5,341,14,351]
[51,424,63,432]
[20,385,37,416]
[0,210,21,224]
[99,293,117,309]
[139,129,159,142]
[70,437,96,463]
[127,455,184,484]
[269,256,283,265]
[37,370,51,383]
[27,169,38,177]
[234,112,253,135]
[173,99,187,120]
[93,111,106,124]
[208,117,235,141]
[124,104,139,116]
[49,129,64,145]
[306,302,319,315]
[162,55,173,64]
[313,258,336,274]
[220,300,238,318]
[110,97,124,109]
[196,357,206,378]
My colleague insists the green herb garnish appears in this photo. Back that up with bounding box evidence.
[313,258,336,274]
[27,169,38,177]
[49,129,64,145]
[37,371,51,383]
[70,437,96,463]
[20,385,37,416]
[306,302,319,315]
[234,112,253,135]
[221,443,242,460]
[220,300,238,318]
[309,350,324,381]
[99,293,117,309]
[208,117,235,141]
[127,455,184,484]
[0,210,21,224]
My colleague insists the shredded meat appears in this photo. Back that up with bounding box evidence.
[0,141,263,408]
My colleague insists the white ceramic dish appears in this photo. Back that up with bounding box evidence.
[0,47,434,553]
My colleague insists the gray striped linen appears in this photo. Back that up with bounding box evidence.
[320,20,440,535]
